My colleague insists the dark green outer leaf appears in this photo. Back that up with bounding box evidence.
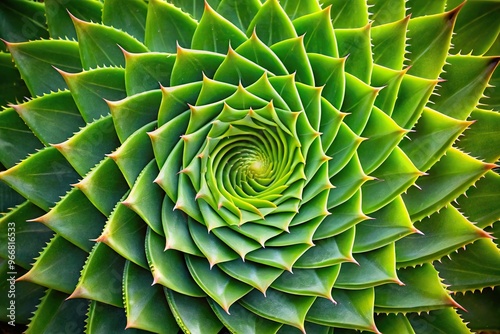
[166,289,224,334]
[18,235,87,294]
[0,147,80,211]
[25,289,87,334]
[87,301,144,334]
[0,51,29,106]
[6,39,82,97]
[145,0,197,52]
[434,239,500,292]
[0,0,48,44]
[102,0,148,43]
[0,201,50,269]
[123,261,179,333]
[45,0,103,40]
[407,308,471,334]
[0,108,43,169]
[453,288,500,332]
[69,242,124,308]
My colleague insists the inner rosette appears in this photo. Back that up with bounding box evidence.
[150,72,333,267]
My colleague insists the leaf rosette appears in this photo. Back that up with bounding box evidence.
[0,0,500,333]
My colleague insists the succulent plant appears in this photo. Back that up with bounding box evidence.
[1,0,500,333]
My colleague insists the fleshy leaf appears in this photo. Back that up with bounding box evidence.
[374,264,459,313]
[102,0,147,43]
[145,0,197,52]
[434,239,500,293]
[146,228,205,297]
[123,261,179,333]
[0,147,79,211]
[240,288,316,333]
[45,0,103,39]
[306,288,378,333]
[186,255,252,314]
[69,242,125,308]
[396,205,488,267]
[166,289,224,334]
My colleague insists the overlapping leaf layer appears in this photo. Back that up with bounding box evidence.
[1,0,500,333]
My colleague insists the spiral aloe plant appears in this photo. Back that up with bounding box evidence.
[1,0,500,333]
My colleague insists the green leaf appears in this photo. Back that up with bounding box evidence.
[0,108,43,168]
[271,266,339,300]
[186,255,253,313]
[25,290,87,334]
[367,0,406,26]
[108,89,161,142]
[403,147,494,222]
[214,48,269,86]
[145,228,205,297]
[374,264,459,313]
[281,0,321,19]
[87,301,141,334]
[102,0,148,43]
[171,48,225,86]
[396,205,488,267]
[169,0,221,21]
[0,147,79,211]
[456,170,500,228]
[358,106,406,174]
[293,7,338,57]
[123,160,163,235]
[188,218,239,266]
[353,195,415,253]
[76,157,129,216]
[362,147,422,214]
[192,2,247,53]
[371,15,409,70]
[72,15,148,69]
[216,0,261,32]
[209,300,283,334]
[309,55,345,110]
[321,0,369,28]
[407,308,472,334]
[458,109,500,164]
[145,0,197,52]
[335,24,373,83]
[11,90,85,146]
[246,0,297,46]
[54,115,120,177]
[60,67,127,122]
[400,107,472,172]
[123,261,179,333]
[450,1,500,55]
[391,74,437,129]
[306,288,377,333]
[406,0,446,17]
[0,264,46,325]
[374,313,414,334]
[35,188,106,252]
[0,201,50,269]
[99,199,148,269]
[341,73,379,134]
[235,33,288,76]
[111,122,156,187]
[0,51,30,106]
[218,259,283,295]
[406,7,461,79]
[246,244,312,272]
[431,55,500,120]
[453,288,500,332]
[371,65,406,115]
[270,37,314,85]
[295,228,356,269]
[45,0,103,40]
[18,235,87,294]
[69,242,125,308]
[0,1,48,43]
[241,288,316,333]
[166,289,223,334]
[335,244,400,289]
[124,51,176,95]
[434,239,500,292]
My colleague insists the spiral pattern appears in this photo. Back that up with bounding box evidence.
[0,0,499,333]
